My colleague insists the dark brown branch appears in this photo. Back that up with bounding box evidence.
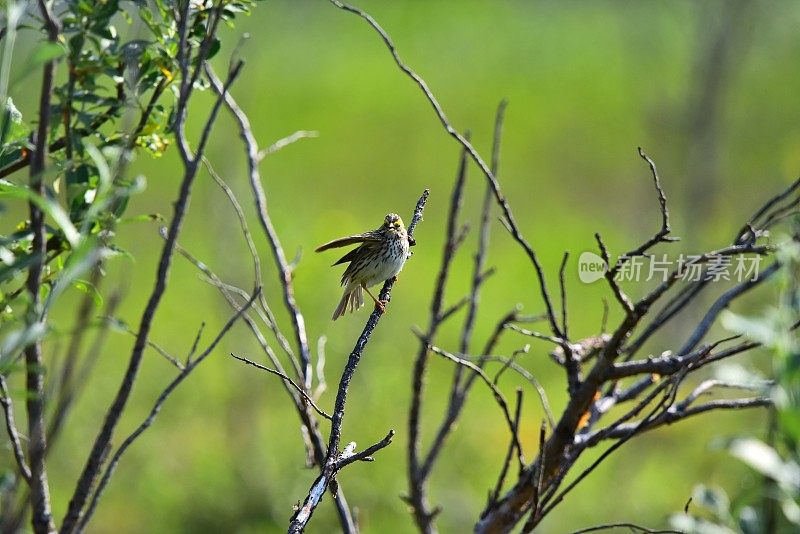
[78,290,259,530]
[623,281,708,358]
[607,339,731,380]
[421,340,524,469]
[571,523,682,534]
[477,169,791,534]
[230,353,332,421]
[595,233,634,314]
[24,3,60,531]
[536,379,679,521]
[335,430,395,470]
[679,261,780,353]
[288,190,429,533]
[0,375,32,484]
[609,148,678,271]
[60,52,243,534]
[205,64,314,392]
[407,140,470,533]
[328,0,561,339]
[737,177,800,244]
[490,389,523,505]
[585,396,771,444]
[558,252,580,394]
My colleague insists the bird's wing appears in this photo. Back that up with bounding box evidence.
[315,231,382,252]
[332,246,363,266]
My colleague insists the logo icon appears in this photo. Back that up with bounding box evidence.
[578,251,607,284]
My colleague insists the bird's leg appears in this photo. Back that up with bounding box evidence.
[362,284,386,312]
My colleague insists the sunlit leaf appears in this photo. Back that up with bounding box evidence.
[72,278,103,308]
[0,179,81,247]
[729,438,800,490]
[0,321,46,370]
[693,485,731,520]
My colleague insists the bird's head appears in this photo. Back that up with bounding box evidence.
[383,213,406,235]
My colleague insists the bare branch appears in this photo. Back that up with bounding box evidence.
[407,140,470,532]
[202,157,297,366]
[257,130,319,161]
[327,0,562,339]
[79,290,260,530]
[335,430,395,469]
[609,148,678,271]
[288,190,429,533]
[24,2,61,530]
[230,354,332,421]
[679,261,780,353]
[490,389,523,505]
[420,339,524,469]
[0,375,32,484]
[61,43,243,534]
[206,64,314,391]
[571,522,682,534]
[462,354,554,430]
[104,317,185,370]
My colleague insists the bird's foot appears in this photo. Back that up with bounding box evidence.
[374,299,388,313]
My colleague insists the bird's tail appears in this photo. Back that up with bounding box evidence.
[332,284,364,320]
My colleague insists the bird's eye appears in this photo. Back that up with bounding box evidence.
[394,223,400,228]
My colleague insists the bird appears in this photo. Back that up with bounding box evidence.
[315,213,411,320]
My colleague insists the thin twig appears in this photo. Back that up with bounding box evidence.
[327,0,562,339]
[490,389,523,505]
[571,523,682,534]
[0,376,32,484]
[205,64,314,391]
[60,45,243,534]
[24,3,60,531]
[421,339,524,469]
[230,353,332,421]
[257,130,319,160]
[78,290,260,529]
[288,190,429,533]
[407,139,470,532]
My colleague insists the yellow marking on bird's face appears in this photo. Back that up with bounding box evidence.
[384,213,404,230]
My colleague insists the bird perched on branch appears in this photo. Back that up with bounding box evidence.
[316,213,411,320]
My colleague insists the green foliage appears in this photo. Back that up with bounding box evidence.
[672,232,800,533]
[0,0,260,363]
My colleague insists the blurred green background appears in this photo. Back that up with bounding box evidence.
[5,0,800,532]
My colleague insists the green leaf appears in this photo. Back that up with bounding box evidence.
[10,42,65,88]
[721,310,778,347]
[0,146,26,170]
[728,438,800,490]
[72,278,103,308]
[0,251,41,284]
[206,38,221,61]
[0,322,46,370]
[0,97,30,145]
[782,496,800,525]
[0,179,81,247]
[692,484,731,520]
[43,239,107,315]
[118,213,164,225]
[737,507,761,534]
